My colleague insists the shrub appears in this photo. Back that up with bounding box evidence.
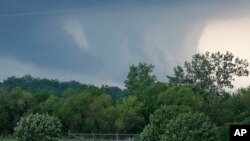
[140,105,192,141]
[160,112,219,141]
[140,105,219,141]
[14,113,62,141]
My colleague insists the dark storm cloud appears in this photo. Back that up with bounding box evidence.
[0,0,250,87]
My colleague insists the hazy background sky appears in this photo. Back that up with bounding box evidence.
[1,0,250,89]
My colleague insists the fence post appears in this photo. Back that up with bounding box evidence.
[92,132,94,140]
[68,130,70,140]
[116,132,118,141]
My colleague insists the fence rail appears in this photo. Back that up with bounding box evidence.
[68,131,140,141]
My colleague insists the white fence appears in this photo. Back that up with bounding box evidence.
[68,131,140,141]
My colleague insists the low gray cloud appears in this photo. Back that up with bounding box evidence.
[0,56,123,88]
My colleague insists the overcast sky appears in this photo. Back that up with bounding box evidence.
[1,0,250,89]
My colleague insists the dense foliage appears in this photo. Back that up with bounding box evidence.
[124,62,157,94]
[14,113,62,141]
[0,52,249,141]
[140,105,192,141]
[167,51,249,93]
[140,105,218,141]
[161,112,219,141]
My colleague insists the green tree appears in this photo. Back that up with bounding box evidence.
[58,92,94,132]
[139,82,168,123]
[167,52,249,93]
[62,87,77,98]
[0,86,13,135]
[160,112,219,141]
[140,105,192,141]
[14,113,62,141]
[125,62,157,94]
[0,87,35,135]
[157,86,204,111]
[109,96,144,133]
[88,94,113,132]
[35,95,62,115]
[202,93,231,126]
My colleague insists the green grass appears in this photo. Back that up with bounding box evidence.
[0,138,15,141]
[0,138,68,141]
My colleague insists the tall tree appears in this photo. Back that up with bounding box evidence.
[125,62,157,94]
[109,96,144,133]
[167,52,249,93]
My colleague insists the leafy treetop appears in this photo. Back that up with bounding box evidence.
[125,62,157,94]
[167,51,249,93]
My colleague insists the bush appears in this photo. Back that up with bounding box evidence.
[160,112,219,141]
[140,105,192,141]
[14,113,62,141]
[140,105,219,141]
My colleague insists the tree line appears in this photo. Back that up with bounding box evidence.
[0,51,250,140]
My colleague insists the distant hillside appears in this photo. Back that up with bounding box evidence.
[1,75,125,99]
